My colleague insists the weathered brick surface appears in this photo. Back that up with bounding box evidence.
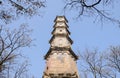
[43,16,79,78]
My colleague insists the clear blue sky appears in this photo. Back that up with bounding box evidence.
[10,0,120,78]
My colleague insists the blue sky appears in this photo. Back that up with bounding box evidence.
[10,0,120,78]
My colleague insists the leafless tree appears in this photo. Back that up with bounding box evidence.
[3,59,35,78]
[107,46,120,73]
[64,0,120,25]
[78,49,116,78]
[13,61,29,78]
[0,24,32,78]
[0,0,46,24]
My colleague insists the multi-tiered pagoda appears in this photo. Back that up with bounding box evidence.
[43,16,79,78]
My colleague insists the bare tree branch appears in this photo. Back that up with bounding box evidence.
[107,46,120,73]
[0,0,46,24]
[78,49,116,78]
[14,61,29,78]
[0,24,32,77]
[64,0,120,26]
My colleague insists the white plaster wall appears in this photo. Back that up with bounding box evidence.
[53,27,68,35]
[51,36,71,47]
[56,22,66,27]
[56,17,65,22]
[45,52,78,74]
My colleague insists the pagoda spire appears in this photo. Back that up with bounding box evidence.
[43,16,79,78]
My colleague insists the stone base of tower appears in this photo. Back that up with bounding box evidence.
[42,72,79,78]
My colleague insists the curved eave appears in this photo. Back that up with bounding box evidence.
[44,47,78,60]
[49,36,55,44]
[69,48,78,60]
[68,36,73,44]
[44,48,51,59]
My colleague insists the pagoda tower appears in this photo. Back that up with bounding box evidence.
[43,16,79,78]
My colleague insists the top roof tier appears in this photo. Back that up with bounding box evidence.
[54,16,68,23]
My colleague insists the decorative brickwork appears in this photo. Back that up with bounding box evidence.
[43,16,79,78]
